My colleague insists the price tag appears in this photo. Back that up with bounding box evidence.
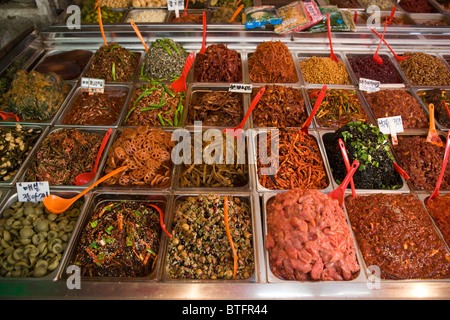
[359,78,380,93]
[81,77,105,95]
[168,0,184,11]
[16,181,50,203]
[377,116,403,145]
[229,83,253,93]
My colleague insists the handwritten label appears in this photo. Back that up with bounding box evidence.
[359,78,380,93]
[81,77,105,94]
[168,0,184,11]
[16,181,50,203]
[229,83,252,93]
[377,116,404,135]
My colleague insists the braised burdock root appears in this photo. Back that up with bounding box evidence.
[266,189,360,281]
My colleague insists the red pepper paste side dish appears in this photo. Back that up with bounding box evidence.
[393,135,450,190]
[62,89,127,126]
[363,90,428,129]
[425,193,450,247]
[266,189,360,281]
[345,193,450,280]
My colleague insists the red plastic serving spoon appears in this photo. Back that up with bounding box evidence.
[443,100,450,122]
[327,13,339,63]
[370,28,409,62]
[301,85,327,134]
[0,111,19,122]
[427,130,450,204]
[328,159,360,207]
[171,52,195,93]
[339,138,357,198]
[224,86,266,140]
[373,17,388,65]
[200,11,207,54]
[74,128,112,185]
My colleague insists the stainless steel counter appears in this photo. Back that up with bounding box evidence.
[0,24,449,300]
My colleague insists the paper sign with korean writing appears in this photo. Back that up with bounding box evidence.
[81,77,105,94]
[377,116,404,135]
[359,78,380,93]
[168,0,184,10]
[229,83,252,93]
[16,181,50,203]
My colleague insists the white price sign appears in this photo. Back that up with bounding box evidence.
[229,83,253,93]
[16,181,50,203]
[359,78,380,93]
[377,116,404,145]
[168,0,184,11]
[81,77,105,94]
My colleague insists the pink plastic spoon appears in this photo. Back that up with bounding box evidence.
[328,160,360,207]
[370,28,409,62]
[224,86,266,140]
[327,13,339,63]
[170,52,195,93]
[427,130,450,204]
[302,85,327,134]
[74,128,112,186]
[339,138,357,198]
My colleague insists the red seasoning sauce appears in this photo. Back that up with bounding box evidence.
[345,193,450,280]
[62,90,126,126]
[425,194,450,247]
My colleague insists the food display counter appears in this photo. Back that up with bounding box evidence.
[0,0,449,300]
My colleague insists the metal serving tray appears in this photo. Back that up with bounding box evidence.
[54,84,132,129]
[31,49,95,84]
[297,52,355,87]
[344,53,408,87]
[184,84,249,131]
[121,83,186,127]
[319,130,411,193]
[0,190,89,281]
[413,87,450,131]
[342,191,450,282]
[161,192,262,283]
[416,191,450,252]
[358,87,431,133]
[261,191,367,283]
[81,48,144,84]
[247,84,311,130]
[15,126,113,190]
[123,8,170,23]
[0,124,49,188]
[389,132,449,193]
[61,191,171,282]
[0,83,75,127]
[246,50,302,86]
[303,85,377,131]
[250,129,336,193]
[172,130,252,192]
[95,127,175,192]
